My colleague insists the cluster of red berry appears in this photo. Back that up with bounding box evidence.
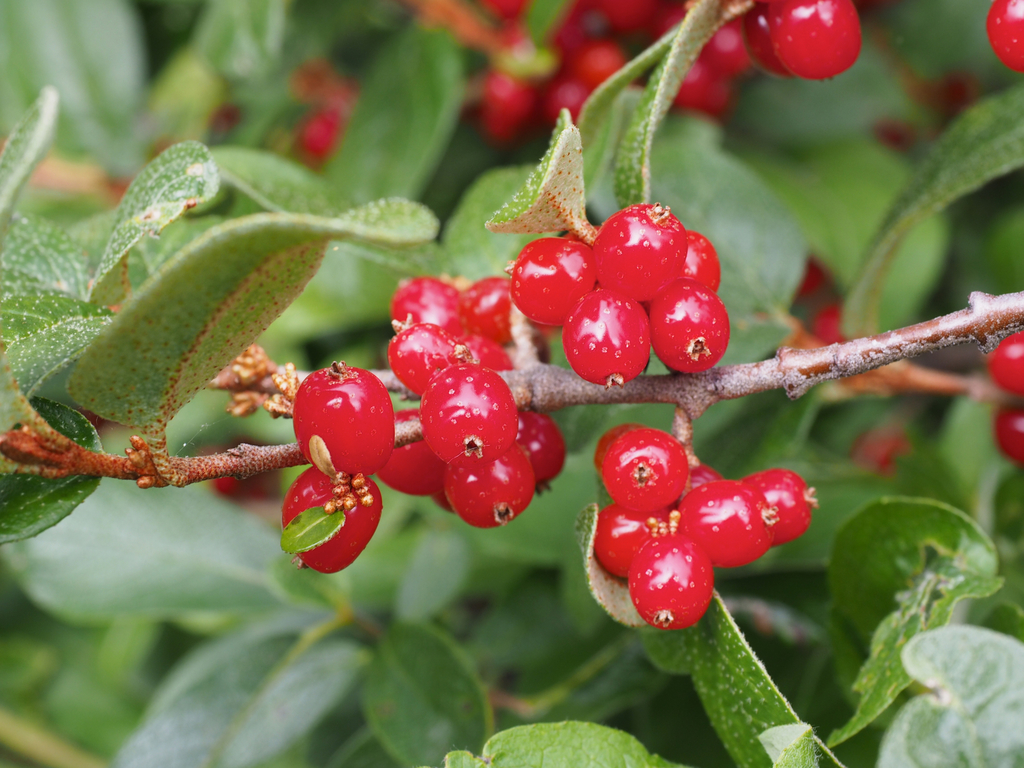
[591,423,815,629]
[988,0,1024,73]
[289,59,359,164]
[989,331,1024,466]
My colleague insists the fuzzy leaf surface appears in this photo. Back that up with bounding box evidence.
[3,213,89,299]
[194,0,286,81]
[212,146,348,216]
[480,721,690,767]
[759,724,817,768]
[280,507,345,555]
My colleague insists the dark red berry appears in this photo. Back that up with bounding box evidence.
[594,503,670,578]
[562,289,651,386]
[461,334,513,371]
[988,0,1024,72]
[689,463,724,489]
[432,490,454,513]
[629,534,715,629]
[481,70,538,144]
[652,5,686,38]
[678,480,775,567]
[988,331,1024,396]
[703,19,752,76]
[298,106,342,160]
[388,323,460,395]
[516,411,566,485]
[743,5,793,76]
[743,468,815,546]
[649,277,730,373]
[444,444,535,527]
[995,408,1024,465]
[681,230,721,292]
[768,0,861,80]
[292,364,394,475]
[376,410,447,496]
[570,39,629,89]
[595,0,658,33]
[593,203,689,302]
[594,422,646,472]
[602,428,689,513]
[851,427,911,475]
[812,303,845,345]
[420,363,519,466]
[674,54,733,119]
[511,237,597,325]
[797,258,828,296]
[282,468,382,573]
[390,277,462,336]
[541,74,590,123]
[459,277,513,344]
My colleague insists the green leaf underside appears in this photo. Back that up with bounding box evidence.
[280,506,345,554]
[845,82,1024,336]
[759,724,817,768]
[0,398,100,543]
[4,213,89,299]
[827,497,1001,746]
[878,626,1024,768]
[194,0,286,81]
[69,201,437,432]
[212,146,349,216]
[485,111,590,237]
[575,504,645,628]
[614,0,724,208]
[363,622,492,767]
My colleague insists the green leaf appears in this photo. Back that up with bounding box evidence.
[70,200,438,437]
[845,82,1024,336]
[194,0,286,81]
[575,503,645,628]
[212,146,349,216]
[878,626,1024,768]
[485,112,592,239]
[114,618,364,768]
[2,480,281,619]
[280,506,345,555]
[0,398,100,544]
[524,0,574,45]
[326,25,464,204]
[90,140,221,306]
[363,622,492,766]
[827,497,1002,746]
[612,0,725,207]
[265,555,349,611]
[3,213,89,300]
[759,724,817,767]
[983,602,1024,642]
[394,528,470,622]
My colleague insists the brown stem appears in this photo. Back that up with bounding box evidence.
[509,306,541,369]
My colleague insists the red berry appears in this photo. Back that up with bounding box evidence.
[674,54,733,119]
[742,5,793,76]
[292,365,394,475]
[594,503,670,578]
[689,463,724,489]
[481,0,527,20]
[629,534,715,629]
[594,422,646,472]
[593,204,689,302]
[595,0,659,33]
[390,277,462,336]
[444,444,535,527]
[459,277,513,344]
[602,428,689,513]
[988,0,1024,72]
[768,0,861,80]
[298,106,342,160]
[510,237,597,325]
[562,289,651,386]
[432,490,454,513]
[388,323,459,396]
[282,468,382,573]
[703,19,752,76]
[376,410,447,496]
[995,408,1024,465]
[681,230,721,292]
[649,277,730,373]
[812,303,845,345]
[988,331,1024,396]
[541,74,591,124]
[743,468,815,545]
[652,5,686,38]
[516,412,566,485]
[420,363,519,466]
[461,334,513,371]
[678,480,775,567]
[797,258,828,296]
[851,427,911,475]
[570,39,629,89]
[481,70,538,144]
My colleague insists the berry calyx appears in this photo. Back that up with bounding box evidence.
[594,422,646,472]
[743,4,794,76]
[681,230,721,292]
[742,468,816,546]
[444,444,535,527]
[376,410,447,496]
[648,277,730,373]
[292,363,394,475]
[768,0,862,80]
[390,277,462,336]
[678,480,776,567]
[629,534,715,630]
[988,331,1024,396]
[987,0,1024,73]
[562,289,651,386]
[516,411,567,486]
[420,363,519,466]
[282,468,382,573]
[459,277,513,344]
[592,204,689,302]
[388,323,460,395]
[594,503,671,578]
[510,237,597,326]
[601,428,689,513]
[995,408,1024,465]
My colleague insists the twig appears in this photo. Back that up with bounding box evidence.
[0,704,106,768]
[396,0,504,56]
[509,306,541,369]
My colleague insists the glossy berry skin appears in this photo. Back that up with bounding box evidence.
[593,204,689,302]
[988,0,1024,72]
[420,364,519,466]
[678,480,775,567]
[516,411,566,485]
[461,334,513,371]
[459,277,513,344]
[674,55,733,119]
[689,463,724,489]
[390,277,462,336]
[511,237,597,325]
[629,534,715,630]
[743,5,793,76]
[995,408,1024,465]
[563,289,651,386]
[594,504,670,578]
[743,468,814,546]
[570,39,629,90]
[602,428,689,513]
[388,323,459,395]
[444,444,535,527]
[282,469,382,573]
[293,366,394,475]
[768,0,862,80]
[649,278,730,373]
[681,230,721,292]
[594,422,646,472]
[481,71,537,144]
[377,410,447,496]
[988,331,1024,396]
[704,19,752,77]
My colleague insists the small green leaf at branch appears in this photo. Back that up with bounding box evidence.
[574,504,645,628]
[280,506,345,554]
